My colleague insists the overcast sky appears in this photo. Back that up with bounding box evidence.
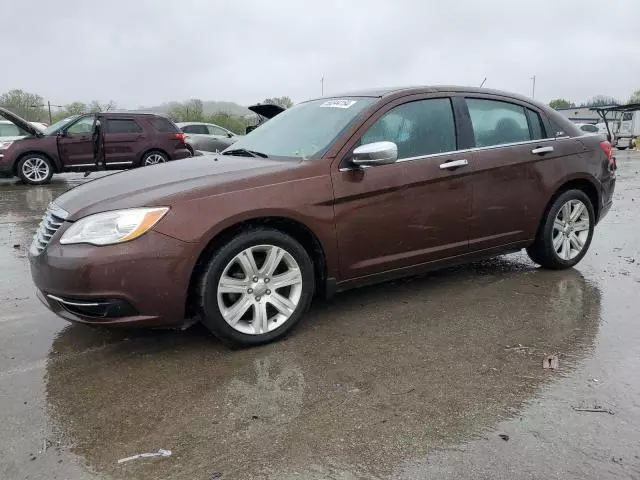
[3,0,639,108]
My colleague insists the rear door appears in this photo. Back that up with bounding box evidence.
[463,96,572,250]
[207,124,235,152]
[103,117,144,166]
[57,115,96,168]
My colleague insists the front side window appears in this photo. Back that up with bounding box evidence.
[182,124,208,134]
[227,97,376,159]
[466,99,531,147]
[360,98,456,159]
[105,119,142,134]
[66,116,96,135]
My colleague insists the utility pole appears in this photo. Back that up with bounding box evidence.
[47,101,52,124]
[531,75,536,99]
[31,101,62,124]
[321,76,324,96]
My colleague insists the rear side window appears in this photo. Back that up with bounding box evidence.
[360,98,456,159]
[182,124,208,134]
[150,116,179,133]
[580,124,599,133]
[466,99,530,147]
[208,125,228,136]
[526,108,547,139]
[105,119,142,133]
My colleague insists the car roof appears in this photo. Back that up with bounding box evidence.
[312,85,541,105]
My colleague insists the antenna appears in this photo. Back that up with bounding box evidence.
[479,77,487,88]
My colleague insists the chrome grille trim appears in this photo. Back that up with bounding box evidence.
[30,203,69,255]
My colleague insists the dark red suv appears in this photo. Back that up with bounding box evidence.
[0,108,190,185]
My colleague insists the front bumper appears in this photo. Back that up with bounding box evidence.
[30,229,198,327]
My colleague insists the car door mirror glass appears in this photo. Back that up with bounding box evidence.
[352,141,398,166]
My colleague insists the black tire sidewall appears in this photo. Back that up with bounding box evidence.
[141,151,168,166]
[199,228,315,346]
[17,154,53,185]
[540,190,595,269]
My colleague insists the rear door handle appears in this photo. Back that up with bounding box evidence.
[531,146,554,155]
[439,159,469,170]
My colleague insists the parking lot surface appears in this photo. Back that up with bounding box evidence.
[1,153,639,479]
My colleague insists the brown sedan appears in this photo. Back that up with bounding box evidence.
[29,86,616,346]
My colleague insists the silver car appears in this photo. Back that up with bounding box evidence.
[177,122,241,154]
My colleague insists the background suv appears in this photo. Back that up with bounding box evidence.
[0,108,190,185]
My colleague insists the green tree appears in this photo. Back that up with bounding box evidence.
[549,99,574,109]
[88,100,117,113]
[263,96,293,109]
[206,112,250,135]
[167,99,204,122]
[0,89,47,121]
[581,95,619,108]
[64,102,87,115]
[629,90,640,104]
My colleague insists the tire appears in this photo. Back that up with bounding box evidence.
[526,189,595,270]
[16,154,54,185]
[198,228,315,347]
[141,151,168,166]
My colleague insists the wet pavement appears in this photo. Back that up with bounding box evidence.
[0,154,639,480]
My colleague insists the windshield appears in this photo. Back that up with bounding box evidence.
[227,97,376,159]
[43,116,79,135]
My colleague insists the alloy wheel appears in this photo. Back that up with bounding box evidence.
[22,157,50,183]
[552,199,590,261]
[216,244,303,335]
[144,153,166,165]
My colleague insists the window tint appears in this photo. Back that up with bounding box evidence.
[150,116,179,133]
[466,99,530,147]
[182,124,208,134]
[66,116,95,135]
[105,119,142,133]
[580,124,599,133]
[208,125,228,136]
[526,108,546,139]
[622,112,633,121]
[360,98,456,159]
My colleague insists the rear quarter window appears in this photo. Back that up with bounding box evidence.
[150,116,179,133]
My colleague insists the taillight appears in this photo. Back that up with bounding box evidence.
[600,141,616,170]
[174,132,185,141]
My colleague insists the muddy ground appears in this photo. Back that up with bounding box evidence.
[1,152,639,480]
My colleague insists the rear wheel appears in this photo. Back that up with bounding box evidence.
[198,228,315,347]
[526,190,595,269]
[141,151,168,166]
[17,154,53,185]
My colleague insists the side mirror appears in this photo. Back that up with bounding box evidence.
[351,141,398,167]
[57,130,67,138]
[227,132,234,138]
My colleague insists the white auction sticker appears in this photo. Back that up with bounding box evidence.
[320,99,357,108]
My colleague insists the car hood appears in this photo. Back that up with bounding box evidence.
[248,104,285,119]
[54,154,299,220]
[0,107,43,137]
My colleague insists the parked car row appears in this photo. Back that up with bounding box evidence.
[0,109,191,184]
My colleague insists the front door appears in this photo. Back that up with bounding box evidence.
[57,115,96,168]
[331,96,472,280]
[463,97,569,250]
[103,117,145,166]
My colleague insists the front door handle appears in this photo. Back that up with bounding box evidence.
[439,159,469,170]
[531,146,554,155]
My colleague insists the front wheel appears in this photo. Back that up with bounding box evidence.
[141,151,168,166]
[198,228,315,347]
[17,154,54,185]
[526,189,595,269]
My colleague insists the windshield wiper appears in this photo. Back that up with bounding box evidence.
[222,148,268,158]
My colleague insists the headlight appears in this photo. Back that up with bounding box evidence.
[0,141,14,150]
[60,207,169,246]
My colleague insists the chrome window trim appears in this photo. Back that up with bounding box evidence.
[105,161,134,165]
[339,138,565,171]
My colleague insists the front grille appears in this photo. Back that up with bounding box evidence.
[30,203,69,255]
